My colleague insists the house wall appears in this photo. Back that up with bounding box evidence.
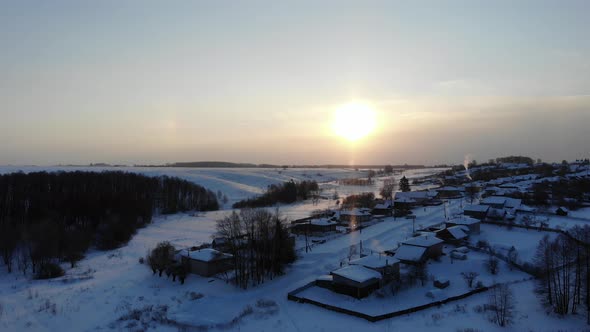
[182,257,233,277]
[425,243,443,260]
[463,210,487,220]
[332,275,380,299]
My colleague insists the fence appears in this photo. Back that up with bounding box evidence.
[288,281,493,323]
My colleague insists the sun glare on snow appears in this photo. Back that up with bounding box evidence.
[332,102,377,142]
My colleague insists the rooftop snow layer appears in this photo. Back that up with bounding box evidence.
[402,235,443,247]
[331,265,382,283]
[464,204,490,213]
[394,245,427,262]
[179,248,232,262]
[349,254,399,269]
[448,216,481,225]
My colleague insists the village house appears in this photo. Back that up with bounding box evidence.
[435,186,463,199]
[393,190,439,207]
[177,248,233,277]
[290,218,338,235]
[435,225,469,244]
[339,208,372,225]
[392,234,444,265]
[392,244,428,265]
[371,200,393,216]
[480,196,508,209]
[463,204,489,221]
[349,254,400,282]
[330,265,382,299]
[446,216,481,234]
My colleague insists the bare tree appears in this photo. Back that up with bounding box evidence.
[488,284,515,327]
[461,271,479,288]
[379,179,396,201]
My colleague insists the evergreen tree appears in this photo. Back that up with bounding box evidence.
[399,176,411,192]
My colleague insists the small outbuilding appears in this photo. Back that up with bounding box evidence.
[556,207,569,216]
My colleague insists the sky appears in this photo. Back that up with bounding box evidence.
[1,0,589,166]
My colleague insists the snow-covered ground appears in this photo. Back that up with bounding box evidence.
[470,224,559,263]
[0,166,587,331]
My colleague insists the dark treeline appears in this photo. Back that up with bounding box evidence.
[495,156,535,165]
[341,192,375,209]
[337,178,374,186]
[233,180,319,208]
[0,171,218,276]
[526,177,590,208]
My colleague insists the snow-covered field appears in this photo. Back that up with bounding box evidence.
[0,166,587,331]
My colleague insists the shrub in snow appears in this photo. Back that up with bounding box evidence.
[186,291,203,301]
[486,255,500,275]
[35,263,64,280]
[138,257,144,264]
[255,299,277,308]
[476,240,489,250]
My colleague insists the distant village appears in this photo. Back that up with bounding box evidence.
[147,157,590,324]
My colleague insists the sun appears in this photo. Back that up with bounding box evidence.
[332,102,377,142]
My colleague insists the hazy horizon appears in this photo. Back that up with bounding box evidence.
[2,1,589,166]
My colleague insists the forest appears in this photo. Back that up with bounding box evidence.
[0,171,219,278]
[232,180,319,208]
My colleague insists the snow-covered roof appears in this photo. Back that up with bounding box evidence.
[444,226,468,239]
[516,205,536,213]
[350,254,399,269]
[449,216,481,225]
[394,191,437,200]
[394,245,427,262]
[436,186,462,191]
[402,235,443,248]
[179,248,232,262]
[481,196,507,206]
[373,202,393,209]
[316,275,333,281]
[309,218,336,226]
[331,265,382,283]
[394,197,417,203]
[340,208,371,216]
[464,204,489,213]
[503,197,522,209]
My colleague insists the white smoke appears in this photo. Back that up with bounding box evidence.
[464,154,473,181]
